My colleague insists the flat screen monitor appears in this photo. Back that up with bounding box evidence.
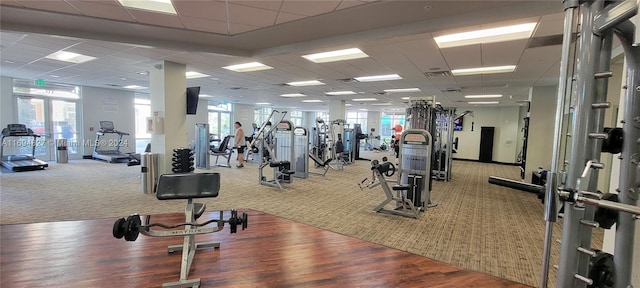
[454,117,463,131]
[186,86,201,115]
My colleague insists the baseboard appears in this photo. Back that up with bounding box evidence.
[453,158,520,166]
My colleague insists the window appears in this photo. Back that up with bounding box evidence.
[381,112,405,143]
[134,98,151,153]
[209,103,232,139]
[346,111,367,132]
[254,107,273,125]
[289,110,303,127]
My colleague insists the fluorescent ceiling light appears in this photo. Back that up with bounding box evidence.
[401,97,411,100]
[451,65,516,76]
[255,102,271,105]
[45,51,96,64]
[359,109,368,111]
[302,100,323,103]
[186,71,209,79]
[370,103,392,106]
[345,104,352,106]
[465,94,503,99]
[352,98,378,101]
[469,101,500,105]
[123,85,147,89]
[199,94,214,98]
[223,62,273,72]
[434,22,537,48]
[325,91,356,96]
[384,88,421,93]
[280,93,306,97]
[302,48,369,63]
[287,80,325,86]
[117,0,177,14]
[354,74,402,82]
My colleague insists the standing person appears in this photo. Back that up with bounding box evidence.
[234,122,246,168]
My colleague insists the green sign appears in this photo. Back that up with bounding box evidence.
[34,79,46,86]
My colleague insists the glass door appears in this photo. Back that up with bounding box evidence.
[220,112,231,138]
[16,96,81,161]
[16,97,51,160]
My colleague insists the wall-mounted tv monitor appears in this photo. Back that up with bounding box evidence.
[186,86,201,115]
[454,117,463,131]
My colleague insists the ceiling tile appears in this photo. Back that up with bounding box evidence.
[440,44,482,70]
[126,9,185,29]
[229,0,283,11]
[280,0,341,16]
[0,1,25,7]
[20,0,82,14]
[228,3,279,27]
[181,17,229,35]
[336,0,366,11]
[481,39,528,67]
[66,1,135,22]
[173,0,227,21]
[534,13,564,37]
[228,22,262,35]
[275,11,306,25]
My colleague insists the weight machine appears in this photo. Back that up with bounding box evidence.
[310,118,330,167]
[538,1,640,288]
[398,129,436,211]
[359,157,420,219]
[112,173,248,288]
[404,97,438,196]
[250,110,295,189]
[293,127,309,179]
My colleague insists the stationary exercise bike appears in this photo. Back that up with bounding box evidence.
[112,173,248,288]
[358,157,420,219]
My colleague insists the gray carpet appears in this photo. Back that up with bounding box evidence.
[0,151,603,287]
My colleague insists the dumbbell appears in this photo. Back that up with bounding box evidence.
[113,214,141,242]
[228,210,248,234]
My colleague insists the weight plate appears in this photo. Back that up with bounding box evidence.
[588,251,615,288]
[112,218,126,239]
[124,215,141,242]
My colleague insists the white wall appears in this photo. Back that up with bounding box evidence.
[0,76,14,127]
[525,86,557,179]
[233,103,254,128]
[81,86,135,156]
[454,106,521,164]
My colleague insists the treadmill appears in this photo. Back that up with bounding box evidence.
[1,124,48,172]
[92,121,132,163]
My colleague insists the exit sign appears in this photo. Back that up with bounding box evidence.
[34,79,46,86]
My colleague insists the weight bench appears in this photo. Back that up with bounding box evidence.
[308,153,332,176]
[210,135,233,168]
[112,173,247,288]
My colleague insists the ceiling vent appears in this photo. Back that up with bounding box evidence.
[441,88,462,93]
[105,83,120,87]
[228,87,247,90]
[527,33,577,49]
[336,78,358,83]
[273,83,288,87]
[424,71,451,78]
[374,92,388,96]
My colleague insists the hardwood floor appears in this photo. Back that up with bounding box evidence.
[1,210,531,288]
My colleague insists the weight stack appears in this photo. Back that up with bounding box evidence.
[172,148,195,173]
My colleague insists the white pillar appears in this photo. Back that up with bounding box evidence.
[150,61,187,175]
[525,86,557,181]
[0,76,15,126]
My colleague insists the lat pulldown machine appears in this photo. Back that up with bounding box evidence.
[538,1,640,288]
[112,173,248,288]
[250,110,295,190]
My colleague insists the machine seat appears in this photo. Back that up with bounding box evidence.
[392,185,410,191]
[155,173,220,200]
[269,161,290,168]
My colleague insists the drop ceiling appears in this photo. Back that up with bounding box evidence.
[0,0,570,111]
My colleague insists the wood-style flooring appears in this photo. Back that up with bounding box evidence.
[0,209,531,287]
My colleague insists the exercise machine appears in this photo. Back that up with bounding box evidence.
[397,128,436,211]
[403,97,438,200]
[210,135,233,168]
[358,157,419,219]
[293,127,309,179]
[538,2,640,288]
[112,173,248,288]
[432,109,466,182]
[251,110,295,189]
[92,121,132,163]
[1,124,48,172]
[194,123,210,169]
[310,118,330,167]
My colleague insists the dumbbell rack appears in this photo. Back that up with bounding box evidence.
[541,1,640,288]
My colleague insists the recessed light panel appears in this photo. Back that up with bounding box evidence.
[287,80,325,86]
[325,91,356,96]
[384,88,421,93]
[223,62,273,72]
[118,0,177,14]
[256,102,271,105]
[352,98,378,101]
[302,100,323,103]
[468,101,500,105]
[123,85,147,89]
[451,65,516,76]
[302,48,369,63]
[45,51,96,64]
[354,74,402,82]
[186,71,209,79]
[434,22,537,48]
[465,94,503,98]
[281,93,306,97]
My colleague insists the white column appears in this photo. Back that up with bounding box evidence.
[329,100,345,121]
[0,76,15,126]
[525,86,557,181]
[150,61,187,175]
